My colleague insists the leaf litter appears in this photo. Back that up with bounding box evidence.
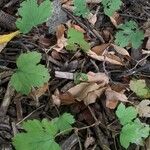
[0,0,150,149]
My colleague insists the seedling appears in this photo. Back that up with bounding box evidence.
[12,113,75,150]
[66,28,90,52]
[16,0,52,33]
[129,79,150,99]
[116,103,150,149]
[115,21,144,48]
[73,0,90,17]
[102,0,122,16]
[10,52,50,95]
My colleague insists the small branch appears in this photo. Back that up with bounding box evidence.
[0,82,15,117]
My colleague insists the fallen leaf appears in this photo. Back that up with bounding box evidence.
[136,100,150,118]
[87,72,109,84]
[52,89,76,106]
[0,31,20,52]
[52,89,61,106]
[71,24,85,33]
[53,24,67,52]
[91,43,110,55]
[84,136,95,149]
[59,92,76,105]
[112,44,130,56]
[110,12,122,27]
[68,82,106,105]
[87,50,123,65]
[105,87,128,109]
[87,13,97,26]
[146,37,150,49]
[29,83,48,105]
[30,83,48,98]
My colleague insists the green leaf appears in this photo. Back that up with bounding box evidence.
[115,21,144,48]
[12,113,75,150]
[66,28,90,52]
[120,119,150,149]
[73,0,89,17]
[16,0,52,33]
[10,52,50,95]
[102,0,122,16]
[116,103,138,125]
[74,72,88,84]
[129,79,150,99]
[12,119,60,150]
[53,113,75,133]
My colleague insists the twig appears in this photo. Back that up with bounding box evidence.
[62,8,105,43]
[0,82,15,117]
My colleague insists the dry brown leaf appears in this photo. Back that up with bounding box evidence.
[72,24,85,33]
[105,87,128,109]
[52,89,76,106]
[29,83,48,105]
[53,24,67,52]
[110,12,122,27]
[87,50,123,65]
[87,72,109,84]
[68,82,106,105]
[146,38,150,49]
[59,92,76,105]
[52,89,61,106]
[91,43,110,55]
[112,44,130,56]
[87,13,97,26]
[136,100,150,118]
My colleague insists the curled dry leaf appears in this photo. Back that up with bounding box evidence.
[52,89,76,106]
[29,83,48,105]
[87,13,97,26]
[87,50,123,65]
[54,72,109,105]
[68,82,106,105]
[87,72,109,84]
[109,12,122,27]
[111,44,130,56]
[105,87,128,109]
[53,24,67,52]
[52,89,61,106]
[91,43,110,55]
[136,100,150,118]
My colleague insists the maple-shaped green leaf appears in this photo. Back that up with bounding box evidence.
[16,0,52,33]
[12,119,60,150]
[66,28,90,52]
[12,113,75,150]
[10,52,50,95]
[102,0,122,16]
[129,79,150,99]
[53,113,75,133]
[116,103,138,125]
[73,0,89,17]
[115,21,144,48]
[120,119,150,149]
